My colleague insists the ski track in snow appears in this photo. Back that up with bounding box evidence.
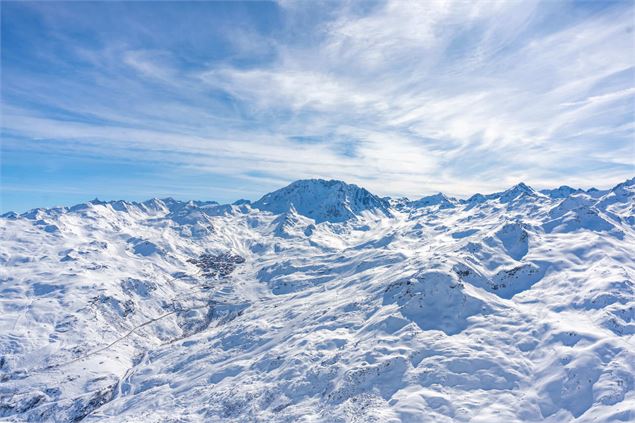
[0,178,634,422]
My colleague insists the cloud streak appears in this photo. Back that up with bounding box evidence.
[1,0,633,210]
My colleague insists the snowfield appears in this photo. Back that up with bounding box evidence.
[1,178,634,422]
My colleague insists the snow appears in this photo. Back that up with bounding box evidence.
[410,193,457,209]
[0,178,634,422]
[253,179,392,223]
[540,185,584,199]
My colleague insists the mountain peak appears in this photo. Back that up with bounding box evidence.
[412,192,456,209]
[493,182,537,203]
[253,179,391,223]
[540,185,583,199]
[508,182,534,193]
[466,193,487,203]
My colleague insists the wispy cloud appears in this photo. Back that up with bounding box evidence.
[1,0,633,210]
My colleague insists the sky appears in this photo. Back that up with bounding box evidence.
[1,0,634,212]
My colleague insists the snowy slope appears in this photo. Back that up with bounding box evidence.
[253,179,392,223]
[1,178,634,422]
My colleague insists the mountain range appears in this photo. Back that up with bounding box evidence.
[1,177,634,422]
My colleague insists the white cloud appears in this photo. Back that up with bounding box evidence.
[3,0,634,201]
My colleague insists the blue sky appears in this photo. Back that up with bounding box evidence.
[1,0,634,212]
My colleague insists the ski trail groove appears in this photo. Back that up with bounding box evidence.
[31,270,220,373]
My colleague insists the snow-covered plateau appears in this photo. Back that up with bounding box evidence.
[1,178,634,422]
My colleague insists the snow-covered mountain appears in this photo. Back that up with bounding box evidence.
[253,179,392,223]
[540,185,584,199]
[410,193,457,209]
[1,178,634,422]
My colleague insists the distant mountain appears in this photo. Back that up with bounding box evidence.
[465,192,487,203]
[252,179,392,223]
[411,192,457,209]
[457,183,540,206]
[540,185,584,199]
[488,182,540,203]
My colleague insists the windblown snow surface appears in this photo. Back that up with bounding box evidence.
[1,178,634,422]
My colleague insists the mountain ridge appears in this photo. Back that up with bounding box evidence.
[6,177,633,223]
